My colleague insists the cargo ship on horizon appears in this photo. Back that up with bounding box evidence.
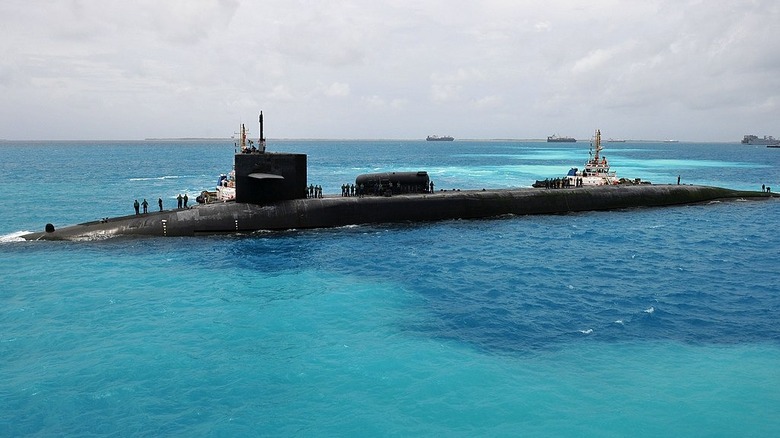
[547,134,576,143]
[742,134,780,146]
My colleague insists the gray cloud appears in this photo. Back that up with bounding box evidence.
[0,0,778,141]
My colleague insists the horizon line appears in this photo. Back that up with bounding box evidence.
[0,137,741,143]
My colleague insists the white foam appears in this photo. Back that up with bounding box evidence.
[614,319,624,325]
[579,329,593,334]
[72,229,119,241]
[128,175,182,181]
[0,231,30,243]
[644,306,655,314]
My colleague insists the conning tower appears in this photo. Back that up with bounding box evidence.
[234,112,307,203]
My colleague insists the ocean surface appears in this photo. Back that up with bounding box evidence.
[1,138,779,436]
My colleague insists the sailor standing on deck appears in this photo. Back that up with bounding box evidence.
[133,199,140,215]
[141,199,148,214]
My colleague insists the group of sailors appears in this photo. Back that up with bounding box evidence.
[239,140,266,154]
[176,193,189,208]
[337,181,437,197]
[539,177,579,189]
[133,197,163,215]
[307,185,323,198]
[133,194,190,215]
[341,184,360,197]
[307,181,443,198]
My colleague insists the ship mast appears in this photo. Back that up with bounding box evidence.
[593,129,602,162]
[240,123,247,150]
[258,111,266,153]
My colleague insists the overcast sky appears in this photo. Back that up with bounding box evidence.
[1,0,778,141]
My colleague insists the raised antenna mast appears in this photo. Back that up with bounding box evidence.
[258,111,266,153]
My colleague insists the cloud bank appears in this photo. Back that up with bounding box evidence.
[0,0,778,141]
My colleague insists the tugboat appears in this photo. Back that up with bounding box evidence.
[534,129,620,187]
[198,115,268,205]
[568,129,619,186]
[198,169,236,204]
[215,170,236,201]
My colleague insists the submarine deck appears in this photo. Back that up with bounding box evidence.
[21,184,776,241]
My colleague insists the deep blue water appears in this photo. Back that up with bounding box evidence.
[1,139,779,436]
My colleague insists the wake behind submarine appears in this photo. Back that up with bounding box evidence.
[21,121,774,241]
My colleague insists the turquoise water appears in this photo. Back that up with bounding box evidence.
[2,140,779,436]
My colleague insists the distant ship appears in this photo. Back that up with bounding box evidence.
[427,135,454,141]
[607,138,626,143]
[547,134,576,143]
[742,134,780,146]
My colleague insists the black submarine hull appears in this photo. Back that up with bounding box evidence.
[21,185,773,241]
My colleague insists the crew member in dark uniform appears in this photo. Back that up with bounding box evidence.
[133,199,140,215]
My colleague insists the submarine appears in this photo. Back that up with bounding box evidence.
[20,118,775,241]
